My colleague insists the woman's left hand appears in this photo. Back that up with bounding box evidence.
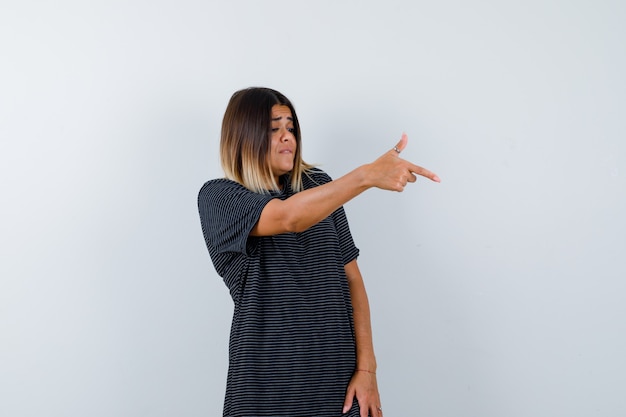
[343,370,382,416]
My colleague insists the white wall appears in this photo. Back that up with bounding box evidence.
[1,1,625,416]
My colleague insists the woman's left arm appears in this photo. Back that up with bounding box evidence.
[343,259,382,417]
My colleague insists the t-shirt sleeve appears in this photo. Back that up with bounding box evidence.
[331,206,360,265]
[198,179,274,256]
[306,169,360,265]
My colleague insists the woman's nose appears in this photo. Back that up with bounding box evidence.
[281,129,294,141]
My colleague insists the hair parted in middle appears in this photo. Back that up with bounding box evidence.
[220,87,314,194]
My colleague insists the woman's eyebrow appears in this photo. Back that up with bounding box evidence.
[271,116,294,121]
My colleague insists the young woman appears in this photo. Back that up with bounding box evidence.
[198,87,440,417]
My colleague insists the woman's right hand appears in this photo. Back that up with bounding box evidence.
[363,133,440,192]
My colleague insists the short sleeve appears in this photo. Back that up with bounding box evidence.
[304,169,360,265]
[331,206,360,265]
[198,179,274,256]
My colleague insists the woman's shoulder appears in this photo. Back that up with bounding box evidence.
[200,177,241,190]
[198,178,248,200]
[198,177,275,209]
[302,167,333,188]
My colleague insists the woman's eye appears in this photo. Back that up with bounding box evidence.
[287,127,295,133]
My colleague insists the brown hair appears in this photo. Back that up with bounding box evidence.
[220,87,313,193]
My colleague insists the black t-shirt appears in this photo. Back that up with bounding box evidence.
[198,168,362,417]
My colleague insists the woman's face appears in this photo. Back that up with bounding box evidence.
[269,104,297,181]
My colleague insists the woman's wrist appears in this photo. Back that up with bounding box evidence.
[356,356,377,373]
[353,164,373,189]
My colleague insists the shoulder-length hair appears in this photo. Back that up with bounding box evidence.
[220,87,313,194]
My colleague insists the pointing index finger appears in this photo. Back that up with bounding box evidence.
[409,162,441,183]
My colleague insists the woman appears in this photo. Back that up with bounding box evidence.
[198,87,440,417]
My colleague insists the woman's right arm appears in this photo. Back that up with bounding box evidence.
[251,134,440,237]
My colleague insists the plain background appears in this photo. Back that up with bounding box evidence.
[1,1,625,416]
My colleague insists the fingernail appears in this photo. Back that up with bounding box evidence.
[434,175,441,182]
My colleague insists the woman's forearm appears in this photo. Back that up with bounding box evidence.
[345,259,377,371]
[252,165,370,236]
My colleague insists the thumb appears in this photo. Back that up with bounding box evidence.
[393,132,409,153]
[343,387,355,413]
